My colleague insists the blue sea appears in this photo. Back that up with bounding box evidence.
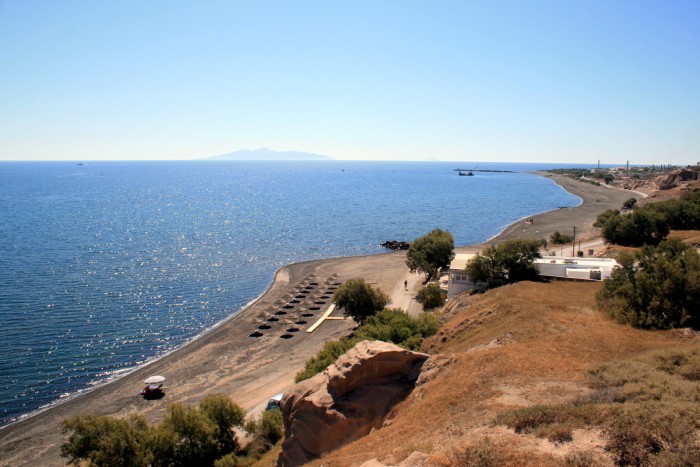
[0,160,584,426]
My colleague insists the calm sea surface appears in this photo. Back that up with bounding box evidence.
[0,161,582,425]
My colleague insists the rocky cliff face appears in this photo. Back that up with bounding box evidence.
[276,340,429,467]
[655,169,700,190]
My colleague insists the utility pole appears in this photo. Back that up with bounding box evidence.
[572,226,576,256]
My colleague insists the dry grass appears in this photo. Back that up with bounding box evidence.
[669,229,700,246]
[306,280,699,466]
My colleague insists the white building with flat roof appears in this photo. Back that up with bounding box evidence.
[534,256,618,281]
[447,253,483,300]
[446,253,618,301]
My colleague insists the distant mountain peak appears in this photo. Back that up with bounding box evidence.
[207,148,332,161]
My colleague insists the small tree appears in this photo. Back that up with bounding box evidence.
[466,239,542,288]
[406,228,455,280]
[417,283,444,310]
[160,402,219,466]
[199,395,245,454]
[622,197,637,210]
[332,278,390,325]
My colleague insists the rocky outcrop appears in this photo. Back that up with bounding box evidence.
[655,169,700,190]
[380,240,410,250]
[276,341,430,467]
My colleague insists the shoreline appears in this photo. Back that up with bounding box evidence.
[0,174,637,466]
[480,174,584,245]
[0,174,584,429]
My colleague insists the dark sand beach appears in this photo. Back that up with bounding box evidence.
[0,175,635,466]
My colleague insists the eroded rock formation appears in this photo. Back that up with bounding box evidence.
[655,169,700,190]
[276,340,429,467]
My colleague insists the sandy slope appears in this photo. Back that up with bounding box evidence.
[0,175,634,466]
[313,281,699,466]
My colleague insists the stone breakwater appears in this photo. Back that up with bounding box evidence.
[380,240,410,250]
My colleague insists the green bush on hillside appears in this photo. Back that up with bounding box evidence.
[595,190,700,246]
[294,337,359,383]
[61,395,274,467]
[622,197,637,210]
[597,238,700,330]
[646,190,700,230]
[295,308,439,382]
[61,414,152,467]
[550,230,574,245]
[417,283,445,310]
[245,407,284,453]
[355,308,439,350]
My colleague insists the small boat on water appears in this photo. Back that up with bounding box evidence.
[456,165,478,176]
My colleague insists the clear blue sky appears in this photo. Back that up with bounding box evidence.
[1,1,698,164]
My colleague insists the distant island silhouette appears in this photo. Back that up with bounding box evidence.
[207,148,333,161]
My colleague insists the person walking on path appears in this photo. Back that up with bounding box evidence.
[404,279,408,291]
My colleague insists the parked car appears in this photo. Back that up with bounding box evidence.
[266,393,284,411]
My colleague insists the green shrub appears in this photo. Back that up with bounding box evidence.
[596,191,700,246]
[550,230,574,244]
[213,453,240,467]
[294,337,358,382]
[61,395,257,467]
[257,409,284,445]
[645,347,700,381]
[160,402,220,466]
[646,190,700,230]
[61,414,152,467]
[417,283,444,310]
[597,238,700,329]
[243,408,284,460]
[199,395,246,454]
[355,308,439,350]
[295,308,439,382]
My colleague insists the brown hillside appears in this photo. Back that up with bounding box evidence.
[309,281,699,466]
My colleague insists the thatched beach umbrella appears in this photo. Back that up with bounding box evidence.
[144,375,165,385]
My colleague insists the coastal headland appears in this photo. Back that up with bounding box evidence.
[0,175,636,466]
